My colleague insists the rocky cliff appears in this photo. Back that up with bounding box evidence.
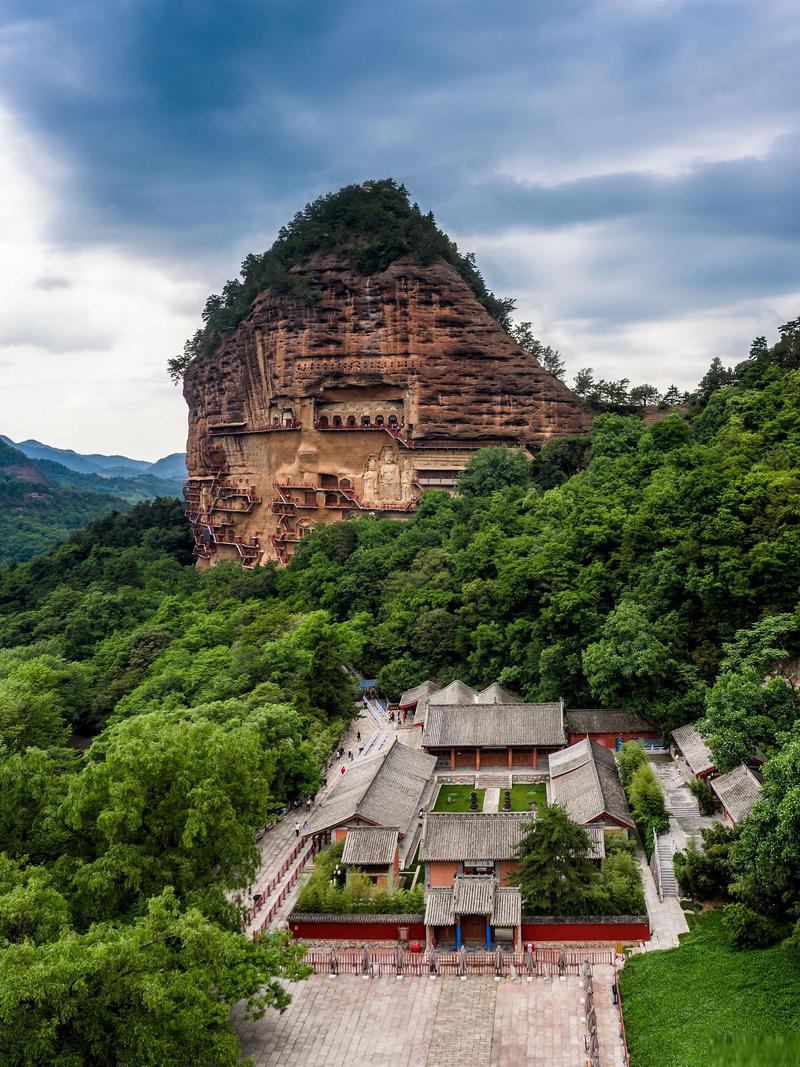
[183,253,588,567]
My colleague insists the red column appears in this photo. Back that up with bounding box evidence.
[475,748,481,772]
[507,747,513,771]
[450,748,455,771]
[533,747,538,769]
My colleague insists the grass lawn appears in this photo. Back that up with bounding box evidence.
[432,784,485,812]
[508,783,547,813]
[619,909,800,1067]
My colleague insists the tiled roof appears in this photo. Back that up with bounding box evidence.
[566,708,658,735]
[492,887,523,927]
[476,683,519,704]
[710,764,762,825]
[428,680,479,705]
[341,826,399,866]
[453,875,495,915]
[422,702,565,749]
[420,812,530,862]
[399,680,438,708]
[305,740,436,838]
[671,723,716,775]
[548,738,634,830]
[423,878,522,927]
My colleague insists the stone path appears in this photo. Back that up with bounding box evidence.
[233,970,626,1066]
[484,787,500,813]
[635,846,688,951]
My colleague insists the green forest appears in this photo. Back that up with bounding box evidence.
[0,438,182,565]
[1,321,799,1062]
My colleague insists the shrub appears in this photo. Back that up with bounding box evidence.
[627,762,669,856]
[617,742,648,791]
[688,775,716,816]
[723,903,783,949]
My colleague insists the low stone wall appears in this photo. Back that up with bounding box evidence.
[288,913,426,942]
[522,915,650,943]
[288,912,650,944]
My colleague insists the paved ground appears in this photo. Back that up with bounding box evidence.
[635,846,688,950]
[233,971,625,1066]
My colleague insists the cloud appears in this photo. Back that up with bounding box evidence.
[0,105,205,458]
[0,0,798,452]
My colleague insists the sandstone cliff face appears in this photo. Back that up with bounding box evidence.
[183,254,589,566]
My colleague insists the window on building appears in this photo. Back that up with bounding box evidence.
[375,415,384,426]
[318,415,329,428]
[347,416,356,427]
[361,415,371,426]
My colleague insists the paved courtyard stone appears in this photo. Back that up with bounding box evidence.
[232,970,625,1066]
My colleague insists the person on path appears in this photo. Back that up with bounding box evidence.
[356,730,361,742]
[303,819,308,831]
[306,797,312,811]
[294,822,301,837]
[348,750,353,760]
[340,765,347,775]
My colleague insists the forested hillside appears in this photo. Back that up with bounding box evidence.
[0,438,181,563]
[0,321,798,1061]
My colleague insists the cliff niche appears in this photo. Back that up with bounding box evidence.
[180,181,589,567]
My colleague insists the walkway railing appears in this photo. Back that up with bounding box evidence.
[650,829,663,901]
[245,836,315,926]
[304,946,613,978]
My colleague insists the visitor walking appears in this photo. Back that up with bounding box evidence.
[356,730,361,742]
[294,822,301,837]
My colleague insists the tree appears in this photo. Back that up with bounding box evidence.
[696,356,735,403]
[617,741,647,791]
[55,714,274,925]
[0,889,309,1067]
[512,803,597,915]
[701,667,794,772]
[530,435,592,490]
[729,735,800,918]
[0,657,70,752]
[509,322,566,379]
[456,447,531,497]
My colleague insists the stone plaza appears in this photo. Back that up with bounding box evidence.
[233,969,626,1066]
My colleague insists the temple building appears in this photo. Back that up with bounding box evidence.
[548,738,634,832]
[710,764,762,826]
[670,723,717,781]
[565,708,663,752]
[420,813,527,948]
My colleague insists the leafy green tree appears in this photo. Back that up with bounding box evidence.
[512,803,597,915]
[0,857,70,946]
[0,657,70,752]
[0,747,71,860]
[456,447,531,497]
[729,735,800,918]
[702,668,795,772]
[616,741,648,791]
[530,435,591,490]
[0,889,309,1067]
[55,714,273,925]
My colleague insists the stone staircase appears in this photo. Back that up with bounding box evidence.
[655,837,679,898]
[476,774,511,790]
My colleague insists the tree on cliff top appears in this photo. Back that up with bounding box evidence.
[169,179,515,382]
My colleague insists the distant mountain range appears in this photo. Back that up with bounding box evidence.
[0,436,187,565]
[0,436,186,482]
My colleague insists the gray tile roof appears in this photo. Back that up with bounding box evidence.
[453,875,495,915]
[671,723,716,775]
[476,683,519,704]
[428,680,479,705]
[548,738,634,830]
[420,812,531,862]
[492,887,523,927]
[399,680,438,707]
[710,764,762,825]
[423,878,522,927]
[341,826,399,867]
[305,740,436,838]
[566,708,658,735]
[421,702,565,749]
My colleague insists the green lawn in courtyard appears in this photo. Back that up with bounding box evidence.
[507,783,547,813]
[432,784,485,812]
[619,910,800,1067]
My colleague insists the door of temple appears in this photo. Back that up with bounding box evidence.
[460,915,487,943]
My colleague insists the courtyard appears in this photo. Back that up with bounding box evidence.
[232,970,625,1066]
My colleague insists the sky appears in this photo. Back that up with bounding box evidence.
[0,0,799,460]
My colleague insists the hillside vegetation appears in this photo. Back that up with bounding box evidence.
[169,178,515,381]
[0,438,181,564]
[0,321,798,1061]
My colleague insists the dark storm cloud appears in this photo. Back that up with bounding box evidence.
[0,0,798,366]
